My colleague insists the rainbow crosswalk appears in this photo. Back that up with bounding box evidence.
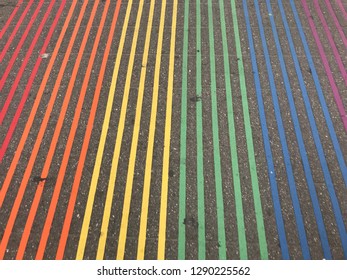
[0,0,346,260]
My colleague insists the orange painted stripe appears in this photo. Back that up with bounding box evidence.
[33,0,111,259]
[0,0,77,207]
[15,0,101,260]
[0,0,84,259]
[55,1,122,259]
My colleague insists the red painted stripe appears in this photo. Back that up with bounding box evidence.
[301,1,347,132]
[0,0,24,40]
[0,0,55,124]
[0,0,34,62]
[55,0,122,260]
[0,1,66,162]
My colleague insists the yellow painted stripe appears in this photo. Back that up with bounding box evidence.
[115,0,155,260]
[157,0,177,260]
[97,0,145,260]
[75,0,134,260]
[136,0,166,260]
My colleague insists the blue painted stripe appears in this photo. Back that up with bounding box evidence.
[242,0,289,260]
[288,0,347,258]
[254,0,332,259]
[278,1,331,259]
[251,0,313,259]
[264,0,347,258]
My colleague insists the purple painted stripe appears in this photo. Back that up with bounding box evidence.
[303,1,347,132]
[336,0,347,21]
[324,0,347,48]
[314,0,347,87]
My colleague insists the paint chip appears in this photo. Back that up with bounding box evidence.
[40,53,50,59]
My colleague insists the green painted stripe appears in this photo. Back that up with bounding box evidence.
[207,0,226,260]
[218,0,247,259]
[178,0,189,260]
[230,0,268,259]
[196,0,206,260]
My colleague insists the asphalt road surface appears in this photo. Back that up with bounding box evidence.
[0,0,346,260]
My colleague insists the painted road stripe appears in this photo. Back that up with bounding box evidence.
[302,1,347,133]
[0,0,44,97]
[220,0,247,260]
[262,0,311,260]
[0,0,85,259]
[0,0,78,206]
[336,0,347,20]
[231,0,268,260]
[96,0,145,260]
[259,0,330,259]
[0,0,65,160]
[0,0,56,124]
[268,0,347,257]
[157,0,177,260]
[207,0,226,260]
[324,0,347,48]
[243,0,290,260]
[15,0,100,259]
[196,0,206,260]
[178,0,189,260]
[33,0,111,260]
[0,0,34,63]
[116,0,156,260]
[54,1,122,260]
[291,2,347,187]
[0,0,23,40]
[298,1,347,256]
[137,0,166,260]
[8,0,99,259]
[280,0,347,255]
[75,0,133,260]
[314,1,347,90]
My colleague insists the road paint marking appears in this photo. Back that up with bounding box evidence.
[243,0,290,259]
[0,0,23,40]
[0,0,77,207]
[157,0,178,260]
[178,0,189,260]
[196,0,206,260]
[115,0,156,260]
[0,0,84,259]
[0,0,66,162]
[33,0,111,260]
[219,0,247,259]
[336,0,347,20]
[291,3,347,187]
[231,0,268,260]
[207,0,226,260]
[0,0,34,62]
[0,0,44,97]
[16,0,101,260]
[95,0,145,260]
[75,0,134,260]
[55,0,122,260]
[137,0,167,260]
[323,0,347,48]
